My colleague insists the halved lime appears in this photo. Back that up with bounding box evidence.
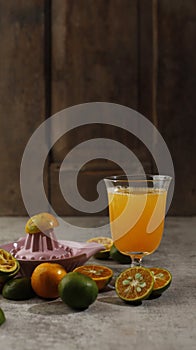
[149,267,172,296]
[115,267,154,303]
[87,237,113,259]
[0,249,18,274]
[0,308,6,326]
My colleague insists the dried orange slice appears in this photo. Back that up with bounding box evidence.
[74,264,113,291]
[115,267,154,303]
[87,237,113,259]
[149,267,172,296]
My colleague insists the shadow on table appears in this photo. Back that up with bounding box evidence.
[97,295,143,307]
[28,300,79,315]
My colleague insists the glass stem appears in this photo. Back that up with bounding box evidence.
[131,256,142,267]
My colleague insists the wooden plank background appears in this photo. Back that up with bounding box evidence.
[0,0,46,215]
[156,0,196,215]
[0,0,195,216]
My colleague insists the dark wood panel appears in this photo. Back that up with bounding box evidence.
[50,160,152,216]
[0,0,46,215]
[51,0,142,163]
[138,0,154,120]
[0,0,195,216]
[156,0,196,215]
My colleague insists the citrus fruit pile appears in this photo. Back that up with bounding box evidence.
[0,224,172,312]
[115,266,172,304]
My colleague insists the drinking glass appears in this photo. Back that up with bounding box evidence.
[104,174,172,267]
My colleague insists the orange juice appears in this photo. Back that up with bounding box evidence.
[108,188,167,257]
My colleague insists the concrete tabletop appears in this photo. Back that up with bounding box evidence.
[0,216,195,350]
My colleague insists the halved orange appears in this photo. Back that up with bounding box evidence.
[149,267,172,296]
[115,266,154,303]
[74,264,113,291]
[87,237,113,259]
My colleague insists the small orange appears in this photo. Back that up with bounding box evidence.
[31,262,67,299]
[74,264,113,291]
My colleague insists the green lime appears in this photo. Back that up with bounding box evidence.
[110,244,132,264]
[2,277,35,300]
[58,272,98,310]
[149,267,172,297]
[0,307,6,326]
[115,267,154,304]
[0,261,20,292]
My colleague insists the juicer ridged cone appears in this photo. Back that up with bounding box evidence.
[14,230,73,261]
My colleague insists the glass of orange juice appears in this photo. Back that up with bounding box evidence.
[104,174,172,266]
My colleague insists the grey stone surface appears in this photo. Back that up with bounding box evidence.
[0,216,196,350]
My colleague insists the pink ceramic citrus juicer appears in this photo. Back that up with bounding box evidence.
[1,213,104,276]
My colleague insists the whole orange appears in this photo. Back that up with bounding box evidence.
[31,262,67,299]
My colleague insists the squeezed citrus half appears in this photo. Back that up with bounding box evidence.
[74,265,113,291]
[87,237,113,259]
[115,266,154,303]
[149,267,172,296]
[0,249,18,274]
[25,212,59,234]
